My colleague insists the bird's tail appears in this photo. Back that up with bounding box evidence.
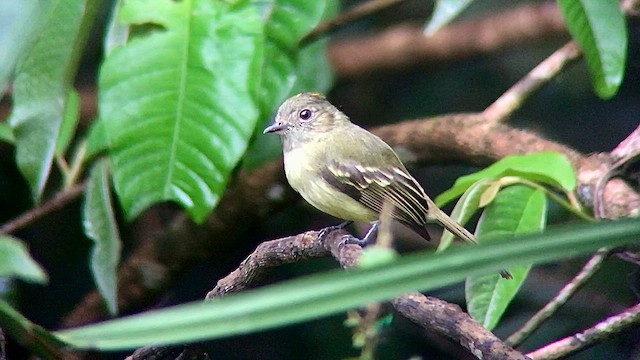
[426,197,477,244]
[426,198,512,279]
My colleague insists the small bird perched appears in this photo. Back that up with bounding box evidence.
[263,92,477,246]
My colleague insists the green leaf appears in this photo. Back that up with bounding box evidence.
[0,1,47,92]
[0,235,48,284]
[0,123,15,144]
[101,0,334,222]
[557,0,627,98]
[104,0,128,56]
[84,119,108,161]
[357,247,398,268]
[242,0,337,170]
[436,152,576,206]
[56,217,640,350]
[252,0,334,112]
[478,180,501,208]
[100,0,263,222]
[82,159,122,315]
[0,299,65,359]
[437,180,491,251]
[466,185,547,330]
[55,89,80,156]
[424,0,474,35]
[8,0,100,201]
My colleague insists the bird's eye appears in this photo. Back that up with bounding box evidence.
[298,109,312,121]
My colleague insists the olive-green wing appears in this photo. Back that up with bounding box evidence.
[321,159,431,239]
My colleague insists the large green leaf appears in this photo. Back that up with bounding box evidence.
[436,152,576,206]
[57,217,640,350]
[100,0,263,222]
[55,89,80,157]
[557,0,627,98]
[101,0,334,222]
[8,0,100,201]
[0,1,47,93]
[0,235,47,284]
[82,159,122,315]
[242,0,337,170]
[466,185,547,330]
[252,0,334,112]
[424,0,475,35]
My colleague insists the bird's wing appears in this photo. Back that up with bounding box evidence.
[321,159,430,230]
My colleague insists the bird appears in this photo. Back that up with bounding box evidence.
[263,92,480,247]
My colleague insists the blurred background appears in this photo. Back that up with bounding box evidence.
[1,0,639,358]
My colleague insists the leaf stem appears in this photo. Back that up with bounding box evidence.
[64,141,87,189]
[501,177,594,222]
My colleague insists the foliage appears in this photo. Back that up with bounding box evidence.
[56,218,640,350]
[0,236,47,284]
[557,0,627,98]
[0,0,634,358]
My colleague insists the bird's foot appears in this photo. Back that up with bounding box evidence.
[337,221,379,248]
[338,234,367,248]
[318,221,353,245]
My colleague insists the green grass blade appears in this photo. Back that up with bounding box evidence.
[57,218,640,350]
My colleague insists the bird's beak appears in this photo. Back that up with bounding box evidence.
[263,122,287,134]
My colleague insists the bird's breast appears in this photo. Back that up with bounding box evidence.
[283,147,377,222]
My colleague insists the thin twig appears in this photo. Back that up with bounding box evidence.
[300,0,406,45]
[526,301,640,359]
[482,41,582,123]
[505,249,609,347]
[0,182,86,235]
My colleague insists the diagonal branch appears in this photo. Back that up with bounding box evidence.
[131,229,527,360]
[505,249,609,347]
[482,42,582,123]
[300,0,407,45]
[205,231,329,299]
[0,182,86,235]
[329,2,566,78]
[527,301,640,359]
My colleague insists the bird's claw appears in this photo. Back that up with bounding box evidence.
[318,221,353,245]
[338,234,367,248]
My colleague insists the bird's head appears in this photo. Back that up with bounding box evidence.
[263,93,348,142]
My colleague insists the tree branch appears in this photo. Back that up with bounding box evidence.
[483,42,581,123]
[505,249,609,347]
[301,0,406,45]
[526,301,640,359]
[0,182,86,235]
[329,2,566,78]
[132,229,527,360]
[205,231,329,299]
